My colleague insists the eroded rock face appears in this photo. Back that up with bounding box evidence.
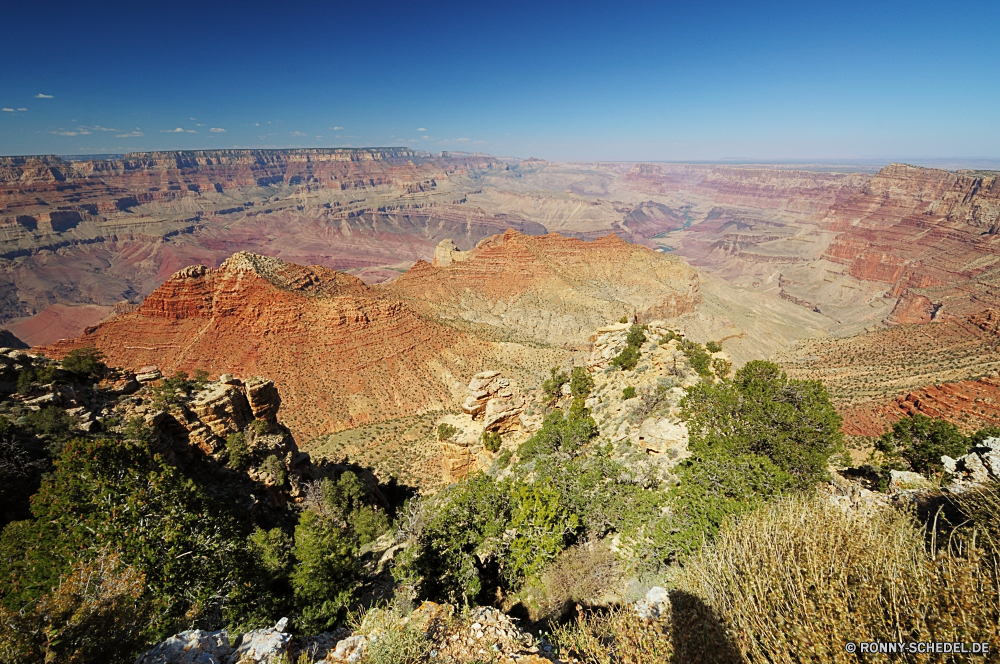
[190,383,255,441]
[461,370,525,433]
[244,376,281,423]
[944,437,1000,490]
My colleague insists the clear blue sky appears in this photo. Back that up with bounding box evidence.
[2,0,998,161]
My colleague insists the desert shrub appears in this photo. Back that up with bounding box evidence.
[290,510,357,633]
[678,339,712,378]
[481,430,501,452]
[60,346,105,377]
[711,357,731,378]
[551,606,676,664]
[0,551,154,664]
[705,340,722,353]
[0,417,52,527]
[496,449,512,469]
[517,400,597,461]
[873,413,970,475]
[682,360,844,490]
[658,329,680,344]
[22,406,75,457]
[619,316,629,324]
[149,371,195,408]
[543,367,570,400]
[520,542,622,621]
[678,494,1000,663]
[953,476,1000,563]
[191,369,210,388]
[226,431,249,469]
[622,386,636,400]
[249,419,269,436]
[358,606,431,664]
[393,473,509,604]
[0,437,256,636]
[14,360,60,394]
[505,481,579,585]
[611,326,647,371]
[436,422,458,441]
[569,366,594,398]
[260,454,287,486]
[248,527,292,576]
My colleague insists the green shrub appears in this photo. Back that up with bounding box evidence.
[290,511,356,632]
[658,329,681,344]
[517,400,597,461]
[482,430,501,452]
[359,607,431,664]
[610,345,640,371]
[259,455,286,486]
[873,414,970,475]
[705,340,722,353]
[320,471,389,547]
[626,324,647,348]
[226,431,249,469]
[496,449,513,469]
[681,361,844,490]
[542,367,570,400]
[504,481,579,586]
[436,422,458,441]
[711,357,731,378]
[619,316,629,324]
[569,366,594,398]
[622,386,636,400]
[679,339,712,377]
[249,419,269,436]
[60,346,106,376]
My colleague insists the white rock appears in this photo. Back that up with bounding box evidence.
[635,586,670,620]
[134,629,231,664]
[327,635,367,662]
[225,619,291,664]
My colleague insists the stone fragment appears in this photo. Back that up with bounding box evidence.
[225,618,291,664]
[326,635,367,662]
[634,586,670,620]
[888,470,934,493]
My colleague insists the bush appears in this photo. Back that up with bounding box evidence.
[0,551,154,664]
[321,471,388,547]
[226,431,249,469]
[611,325,647,372]
[552,606,677,664]
[873,414,970,475]
[678,339,712,377]
[682,361,844,490]
[622,386,636,400]
[517,400,597,461]
[711,357,731,378]
[705,340,722,353]
[542,367,570,400]
[520,542,622,621]
[436,422,458,441]
[679,495,1000,663]
[481,430,501,453]
[569,366,594,398]
[60,347,105,377]
[290,511,356,633]
[505,481,579,585]
[259,455,286,486]
[619,316,629,324]
[358,606,431,664]
[658,329,681,344]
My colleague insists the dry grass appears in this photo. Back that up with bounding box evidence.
[678,495,1000,663]
[515,542,623,621]
[551,607,675,664]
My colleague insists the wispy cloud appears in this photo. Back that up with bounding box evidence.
[2,108,13,112]
[291,131,307,137]
[3,108,27,113]
[196,123,205,127]
[90,125,118,132]
[161,127,198,133]
[417,127,426,132]
[35,93,53,99]
[210,127,226,133]
[116,130,143,138]
[51,129,91,136]
[330,126,343,130]
[17,108,26,112]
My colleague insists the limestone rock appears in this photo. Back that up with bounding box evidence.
[945,436,1000,491]
[888,470,934,493]
[460,371,524,432]
[325,635,367,662]
[226,618,291,664]
[244,376,281,423]
[136,366,162,382]
[135,629,231,664]
[432,238,471,268]
[635,586,670,620]
[190,384,254,440]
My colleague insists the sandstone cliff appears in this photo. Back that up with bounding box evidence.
[37,252,496,439]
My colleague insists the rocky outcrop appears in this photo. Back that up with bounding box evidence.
[693,167,869,215]
[135,618,292,664]
[392,230,700,346]
[0,329,28,349]
[38,252,491,439]
[943,437,1000,489]
[461,370,525,433]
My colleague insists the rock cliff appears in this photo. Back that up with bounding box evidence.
[391,230,700,346]
[37,251,494,439]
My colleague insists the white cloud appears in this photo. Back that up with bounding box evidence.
[116,131,143,138]
[35,93,53,99]
[330,126,343,130]
[186,129,197,133]
[51,129,91,136]
[210,127,226,133]
[17,108,26,112]
[189,117,197,121]
[417,128,426,132]
[291,131,307,137]
[254,122,260,127]
[90,125,117,132]
[196,123,205,127]
[162,127,186,133]
[2,108,14,112]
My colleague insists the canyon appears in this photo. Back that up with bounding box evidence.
[6,147,1000,452]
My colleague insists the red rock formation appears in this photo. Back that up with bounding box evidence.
[390,230,700,345]
[38,252,490,439]
[693,167,869,215]
[840,376,1000,437]
[822,164,1000,311]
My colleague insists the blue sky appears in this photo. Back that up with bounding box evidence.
[2,0,998,161]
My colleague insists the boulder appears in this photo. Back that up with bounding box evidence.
[634,586,670,620]
[888,470,934,493]
[461,371,524,431]
[190,384,254,440]
[325,635,367,662]
[135,629,231,664]
[226,618,291,664]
